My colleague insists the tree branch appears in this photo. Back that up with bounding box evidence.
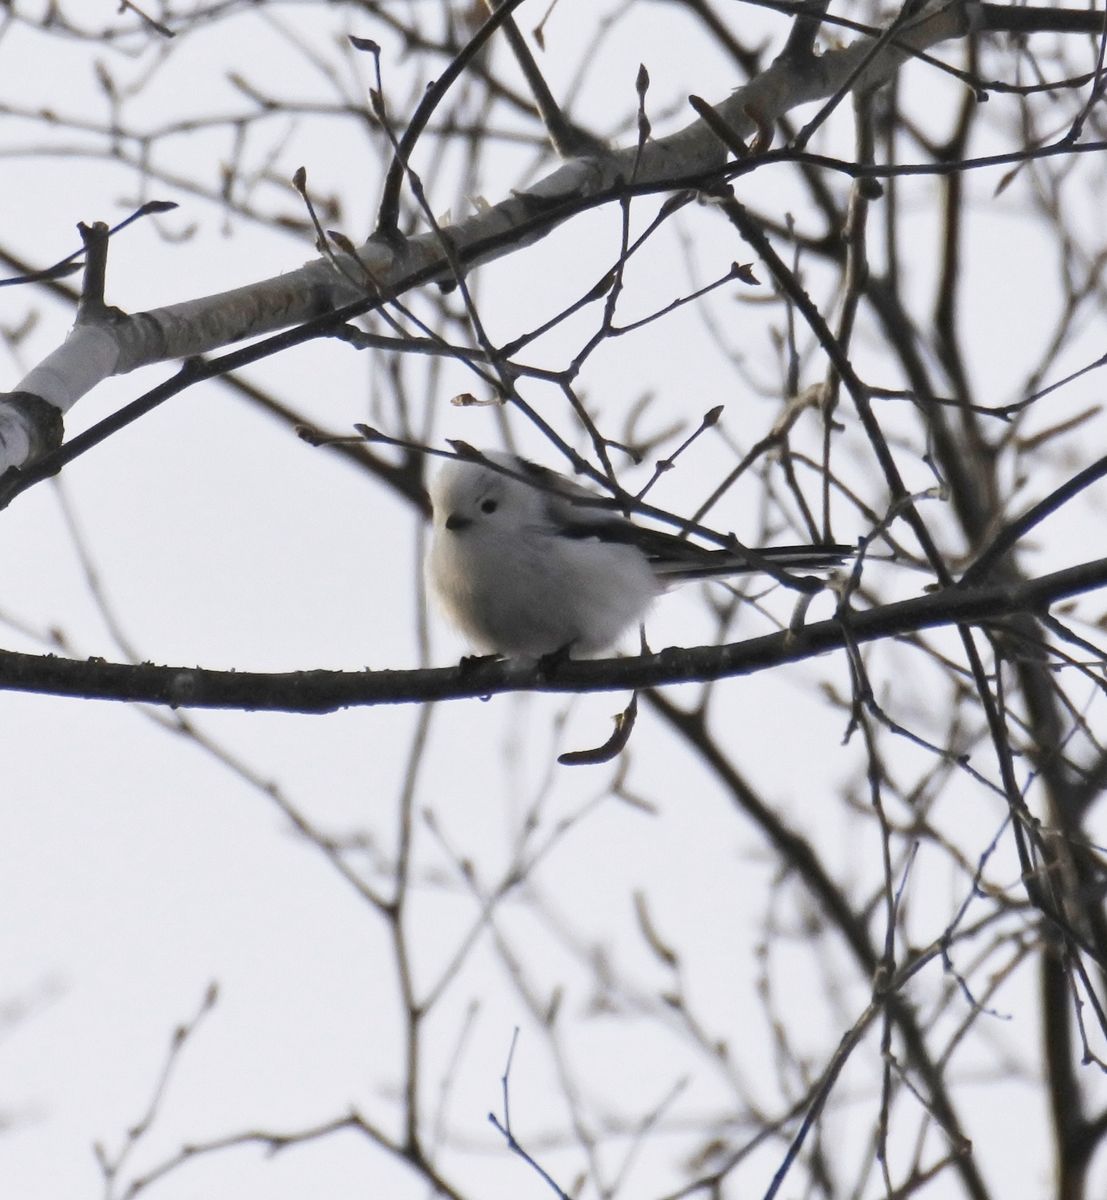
[3,557,1106,710]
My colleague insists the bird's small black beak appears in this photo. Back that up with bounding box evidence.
[445,512,473,532]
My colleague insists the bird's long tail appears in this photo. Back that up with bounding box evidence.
[652,542,852,581]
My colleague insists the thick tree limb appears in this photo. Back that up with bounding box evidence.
[3,556,1105,711]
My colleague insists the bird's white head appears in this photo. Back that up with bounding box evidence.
[428,453,537,535]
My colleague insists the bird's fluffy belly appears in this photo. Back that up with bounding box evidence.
[433,528,658,656]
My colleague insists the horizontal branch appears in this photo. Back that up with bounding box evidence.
[4,557,1106,712]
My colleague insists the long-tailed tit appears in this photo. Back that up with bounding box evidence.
[427,451,850,658]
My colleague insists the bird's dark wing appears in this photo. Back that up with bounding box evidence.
[547,500,850,576]
[515,455,851,575]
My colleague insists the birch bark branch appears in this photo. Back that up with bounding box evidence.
[0,0,971,477]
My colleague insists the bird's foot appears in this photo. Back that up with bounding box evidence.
[458,652,502,677]
[536,642,574,679]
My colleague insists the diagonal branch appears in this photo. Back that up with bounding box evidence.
[0,0,975,475]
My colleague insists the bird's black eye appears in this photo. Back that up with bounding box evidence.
[480,498,498,514]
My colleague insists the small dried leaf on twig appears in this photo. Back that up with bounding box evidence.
[348,35,381,55]
[557,692,638,766]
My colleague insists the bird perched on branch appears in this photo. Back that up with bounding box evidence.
[427,450,850,658]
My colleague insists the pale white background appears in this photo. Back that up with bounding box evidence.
[2,2,1105,1198]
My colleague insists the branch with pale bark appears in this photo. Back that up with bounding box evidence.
[4,0,1083,484]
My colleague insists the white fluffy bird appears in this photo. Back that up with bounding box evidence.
[426,451,849,658]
